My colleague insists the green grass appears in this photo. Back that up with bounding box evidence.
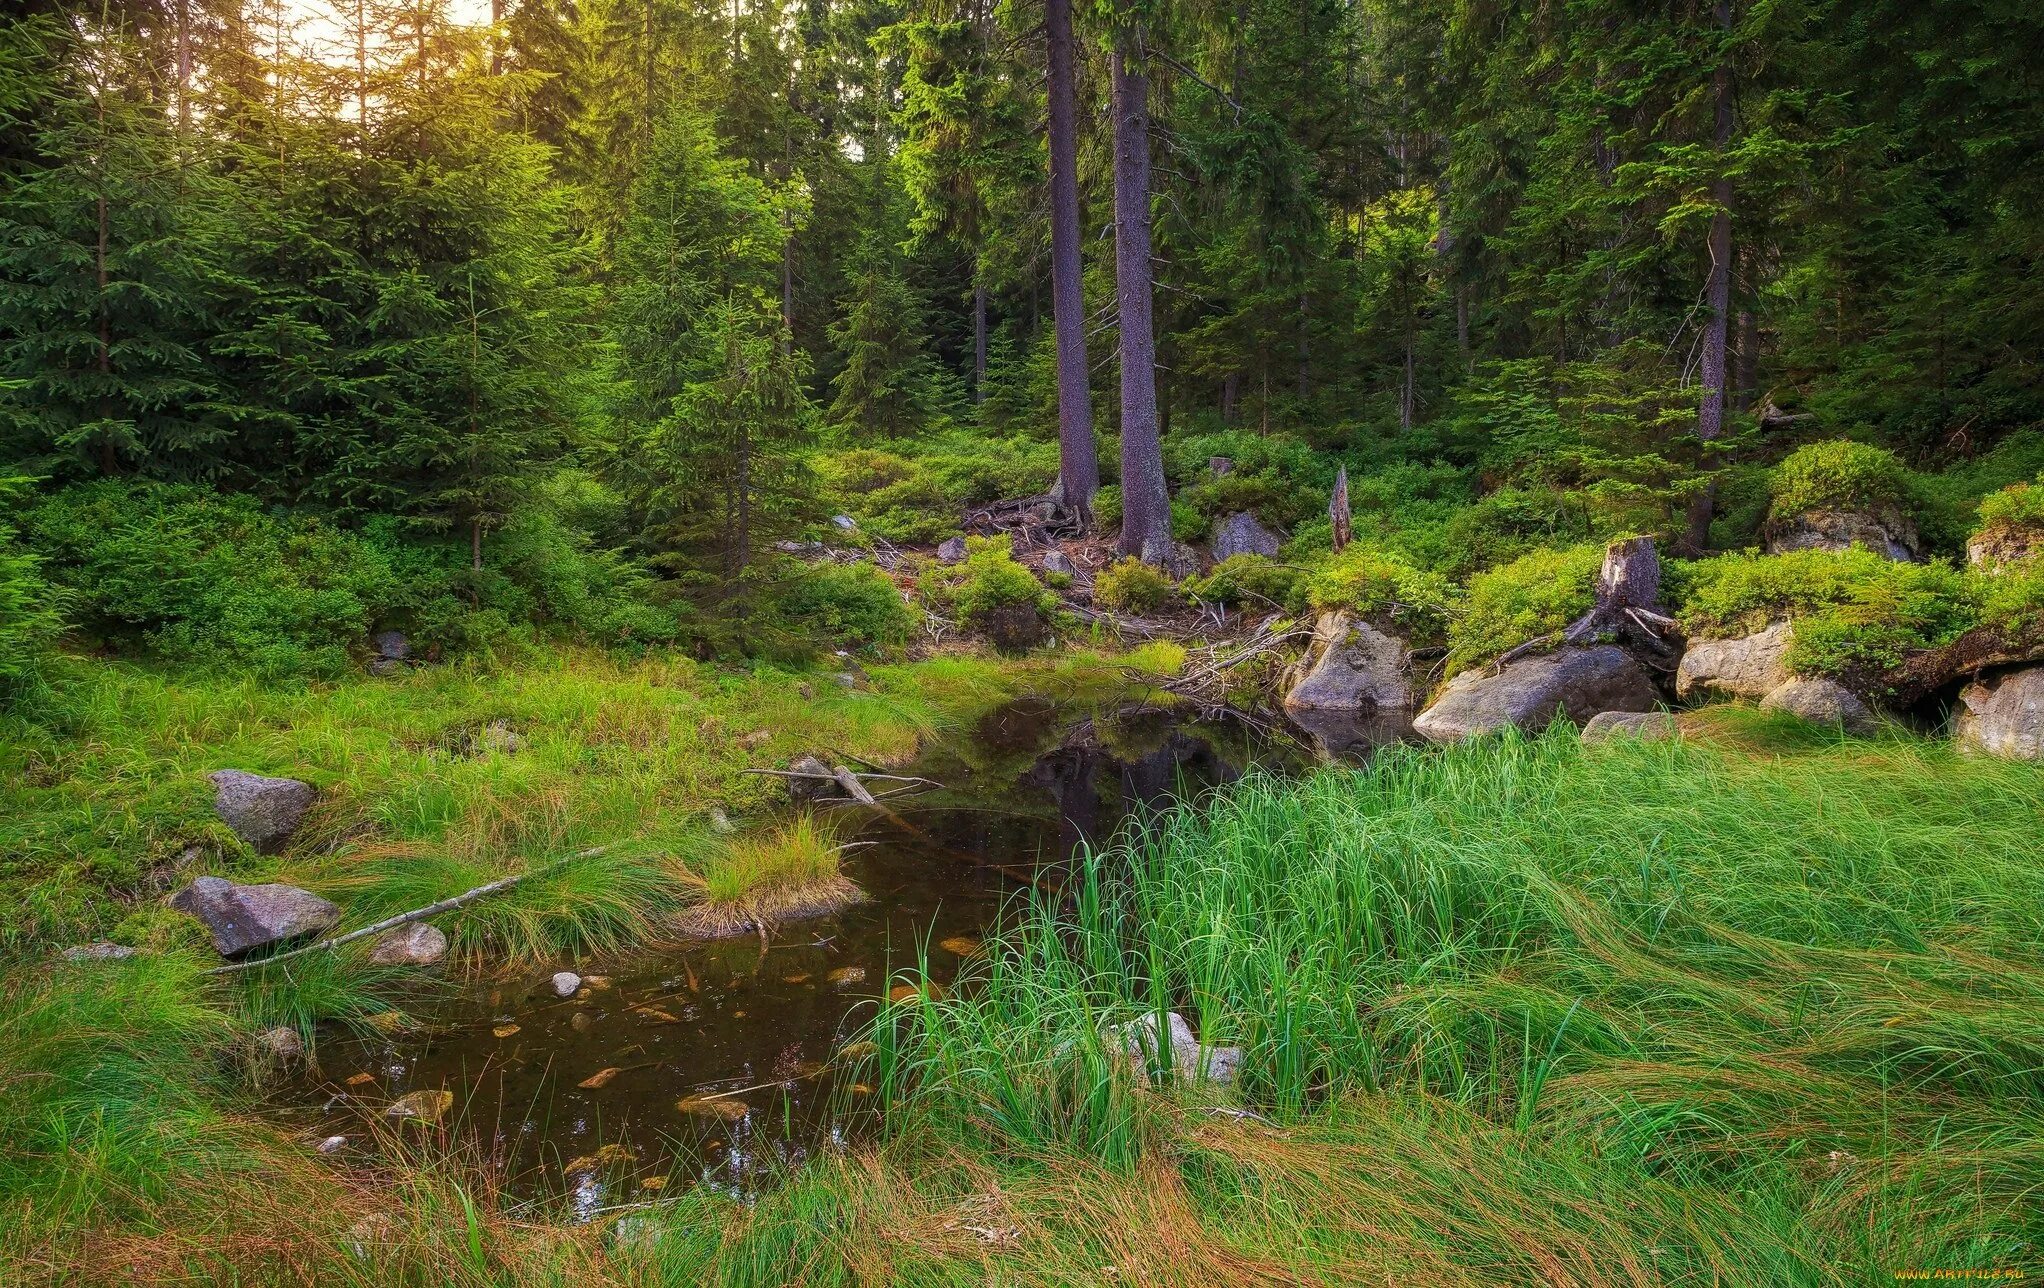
[635,713,2044,1284]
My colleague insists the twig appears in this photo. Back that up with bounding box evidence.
[831,765,878,806]
[202,846,610,976]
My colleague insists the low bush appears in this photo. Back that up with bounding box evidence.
[1677,548,1976,677]
[0,479,62,703]
[1977,475,2044,534]
[1768,440,1910,517]
[1305,547,1455,643]
[916,536,1049,629]
[1093,558,1181,615]
[818,434,1060,545]
[1444,544,1602,674]
[775,562,916,648]
[1183,555,1305,612]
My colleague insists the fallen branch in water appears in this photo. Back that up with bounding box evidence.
[203,845,611,976]
[741,767,941,789]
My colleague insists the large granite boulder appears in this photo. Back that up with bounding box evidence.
[1413,646,1659,742]
[1580,711,1679,743]
[209,770,316,854]
[1763,507,1920,562]
[1759,677,1878,735]
[1676,622,1793,701]
[1283,612,1412,712]
[1954,666,2044,760]
[170,876,341,958]
[1211,512,1281,561]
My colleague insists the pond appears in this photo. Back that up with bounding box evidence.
[273,697,1411,1213]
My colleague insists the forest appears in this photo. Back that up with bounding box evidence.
[2,0,2043,1283]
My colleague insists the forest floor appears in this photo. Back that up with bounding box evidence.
[3,660,2041,1285]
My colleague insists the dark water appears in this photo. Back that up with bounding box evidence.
[276,698,1408,1213]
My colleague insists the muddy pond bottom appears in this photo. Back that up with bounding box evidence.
[274,698,1410,1210]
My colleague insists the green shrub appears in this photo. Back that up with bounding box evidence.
[0,479,63,702]
[1976,564,2044,642]
[776,562,916,647]
[1445,544,1603,674]
[916,536,1048,629]
[819,434,1060,545]
[1976,477,2044,533]
[1093,557,1181,615]
[1090,485,1122,529]
[1768,440,1910,517]
[1183,555,1305,612]
[1677,548,1976,678]
[1307,547,1456,644]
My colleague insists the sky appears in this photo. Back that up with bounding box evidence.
[278,0,496,61]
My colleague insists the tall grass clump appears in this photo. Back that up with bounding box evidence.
[860,721,2044,1281]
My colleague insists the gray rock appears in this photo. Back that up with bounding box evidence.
[1140,536,1202,580]
[367,657,407,677]
[170,876,341,958]
[60,941,137,962]
[372,630,410,660]
[1760,677,1878,735]
[1041,550,1076,578]
[1210,511,1281,561]
[935,536,968,565]
[473,720,524,755]
[1676,622,1794,701]
[831,513,859,532]
[1763,506,1921,562]
[1968,526,2042,571]
[1208,456,1234,477]
[551,970,582,997]
[707,806,736,834]
[1414,646,1659,743]
[1581,710,1679,743]
[1954,666,2044,760]
[1106,1011,1241,1087]
[1283,612,1412,712]
[785,755,837,805]
[367,922,448,967]
[209,770,316,854]
[261,1025,305,1059]
[317,1135,349,1155]
[981,602,1048,654]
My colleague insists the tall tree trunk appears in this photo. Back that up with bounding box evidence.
[96,145,114,475]
[491,0,506,76]
[1045,0,1098,516]
[175,0,192,131]
[1684,0,1735,554]
[1111,38,1170,561]
[972,284,987,404]
[1221,371,1239,424]
[1733,242,1758,411]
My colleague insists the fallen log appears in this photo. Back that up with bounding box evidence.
[202,845,610,976]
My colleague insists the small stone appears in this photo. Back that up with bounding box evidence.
[1580,711,1680,743]
[551,971,582,997]
[366,922,448,967]
[372,630,410,660]
[60,942,137,962]
[707,807,736,834]
[261,1026,305,1059]
[1208,456,1235,477]
[317,1135,348,1155]
[831,513,859,532]
[827,965,866,986]
[208,770,317,854]
[737,731,771,751]
[1106,1012,1240,1086]
[473,720,524,755]
[1760,677,1879,735]
[1042,550,1076,577]
[936,536,968,565]
[386,1089,454,1123]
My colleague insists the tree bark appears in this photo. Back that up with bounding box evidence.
[1111,36,1169,561]
[972,284,988,404]
[1045,0,1099,517]
[1329,465,1351,552]
[1684,0,1735,554]
[491,0,506,75]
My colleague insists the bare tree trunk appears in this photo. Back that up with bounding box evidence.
[972,284,988,404]
[175,0,192,131]
[491,0,506,75]
[1329,465,1351,553]
[1045,0,1099,517]
[1221,371,1239,424]
[1733,242,1758,411]
[1111,36,1169,561]
[1685,0,1735,554]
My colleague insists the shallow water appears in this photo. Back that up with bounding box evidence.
[275,697,1408,1211]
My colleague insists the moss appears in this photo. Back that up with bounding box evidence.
[1093,558,1181,615]
[1444,544,1602,674]
[1768,440,1910,517]
[1303,547,1456,645]
[915,536,1051,629]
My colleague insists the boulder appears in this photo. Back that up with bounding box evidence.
[936,536,968,565]
[372,630,410,661]
[1676,622,1794,701]
[317,1135,349,1155]
[1106,1011,1241,1087]
[1581,710,1679,743]
[1954,666,2044,760]
[1763,507,1920,562]
[981,602,1048,653]
[1968,526,2042,572]
[551,970,583,997]
[367,922,449,967]
[209,770,316,854]
[1283,612,1412,712]
[1211,512,1281,562]
[831,514,859,532]
[1041,549,1076,578]
[60,942,137,963]
[1759,677,1878,735]
[1413,646,1659,743]
[170,876,341,958]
